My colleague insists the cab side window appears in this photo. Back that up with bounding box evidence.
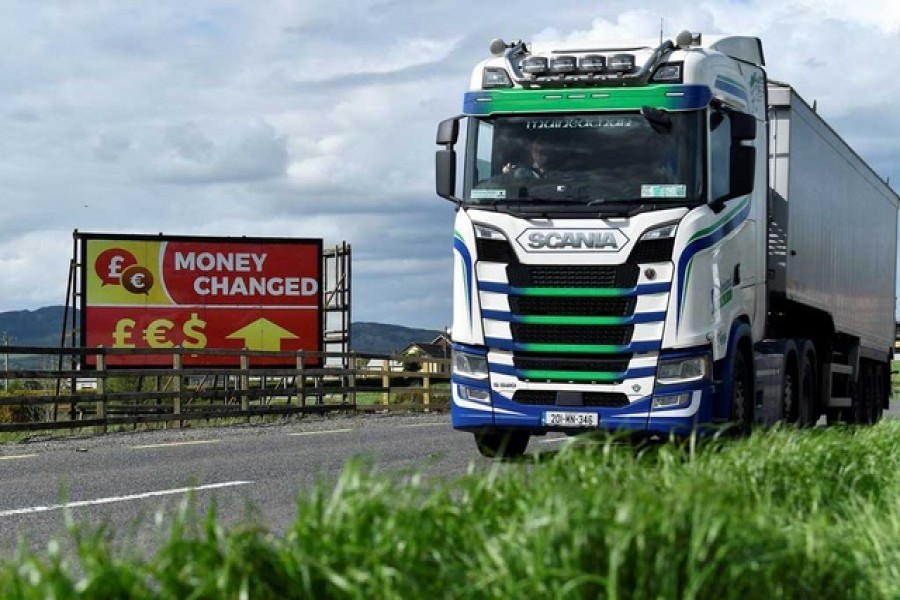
[710,111,731,200]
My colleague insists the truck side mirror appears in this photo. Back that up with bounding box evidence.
[436,118,460,145]
[712,109,758,212]
[729,145,756,198]
[435,117,463,202]
[436,149,457,200]
[729,112,757,197]
[730,111,757,141]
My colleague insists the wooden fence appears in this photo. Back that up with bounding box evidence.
[0,346,450,434]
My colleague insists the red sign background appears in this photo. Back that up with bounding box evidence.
[81,235,323,368]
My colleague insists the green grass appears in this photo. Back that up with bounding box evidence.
[4,422,900,598]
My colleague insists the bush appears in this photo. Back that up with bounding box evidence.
[0,400,44,424]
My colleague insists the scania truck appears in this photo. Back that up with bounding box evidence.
[434,30,899,457]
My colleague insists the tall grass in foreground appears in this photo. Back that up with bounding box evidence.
[4,423,900,599]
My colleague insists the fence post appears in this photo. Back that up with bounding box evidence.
[348,352,357,406]
[422,358,431,411]
[240,350,250,422]
[381,359,390,405]
[296,353,306,408]
[95,352,107,434]
[173,352,183,428]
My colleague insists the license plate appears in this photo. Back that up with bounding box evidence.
[542,411,599,428]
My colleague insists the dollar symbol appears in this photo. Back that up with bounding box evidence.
[182,313,208,349]
[144,319,174,348]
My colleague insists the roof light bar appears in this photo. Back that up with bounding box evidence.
[549,55,577,74]
[607,54,636,73]
[522,56,549,76]
[579,54,606,73]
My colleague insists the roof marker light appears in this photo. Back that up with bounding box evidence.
[483,67,513,88]
[651,62,683,83]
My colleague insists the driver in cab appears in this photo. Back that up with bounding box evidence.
[502,139,549,179]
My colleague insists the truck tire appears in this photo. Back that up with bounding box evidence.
[781,351,799,424]
[729,347,753,433]
[795,341,817,427]
[859,363,874,425]
[873,363,886,423]
[474,431,529,459]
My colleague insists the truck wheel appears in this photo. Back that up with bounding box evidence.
[474,431,529,459]
[796,342,817,427]
[873,363,886,423]
[859,363,876,425]
[781,354,799,424]
[729,348,753,432]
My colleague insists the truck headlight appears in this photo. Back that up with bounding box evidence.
[640,223,678,241]
[474,224,507,240]
[453,350,489,380]
[656,355,710,384]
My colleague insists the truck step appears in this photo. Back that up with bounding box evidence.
[828,364,853,375]
[828,396,852,408]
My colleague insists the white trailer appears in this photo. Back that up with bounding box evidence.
[758,82,899,424]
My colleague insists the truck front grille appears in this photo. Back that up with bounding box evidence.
[507,264,638,289]
[512,390,629,408]
[475,238,514,263]
[510,324,633,346]
[508,296,635,317]
[627,238,675,264]
[513,353,631,373]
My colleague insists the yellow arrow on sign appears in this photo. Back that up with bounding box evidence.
[225,318,299,351]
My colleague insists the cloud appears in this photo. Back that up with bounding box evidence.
[137,119,289,183]
[0,0,898,329]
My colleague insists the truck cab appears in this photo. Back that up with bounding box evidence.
[435,31,896,457]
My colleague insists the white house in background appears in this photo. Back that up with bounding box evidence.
[75,378,97,391]
[394,333,452,374]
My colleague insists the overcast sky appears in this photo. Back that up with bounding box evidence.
[1,0,898,330]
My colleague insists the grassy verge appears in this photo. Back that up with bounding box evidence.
[4,422,900,598]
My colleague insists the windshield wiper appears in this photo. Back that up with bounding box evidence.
[583,201,662,217]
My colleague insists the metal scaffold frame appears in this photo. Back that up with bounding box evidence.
[322,241,352,363]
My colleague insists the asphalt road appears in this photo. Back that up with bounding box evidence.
[0,412,557,557]
[2,401,898,558]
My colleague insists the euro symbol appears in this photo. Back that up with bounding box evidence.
[144,319,174,348]
[121,265,154,295]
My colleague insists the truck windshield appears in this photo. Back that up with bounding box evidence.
[463,111,704,208]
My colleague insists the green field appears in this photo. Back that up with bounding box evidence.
[3,421,900,598]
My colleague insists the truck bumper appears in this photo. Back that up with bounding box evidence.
[451,378,715,437]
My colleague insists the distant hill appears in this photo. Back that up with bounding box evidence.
[0,307,443,355]
[0,306,77,347]
[350,322,445,355]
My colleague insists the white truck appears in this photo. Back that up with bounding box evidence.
[434,30,899,457]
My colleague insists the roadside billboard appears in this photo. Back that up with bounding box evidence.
[79,233,323,367]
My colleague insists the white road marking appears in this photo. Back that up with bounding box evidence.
[0,481,254,518]
[131,440,221,450]
[288,428,354,436]
[538,437,568,444]
[0,454,37,461]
